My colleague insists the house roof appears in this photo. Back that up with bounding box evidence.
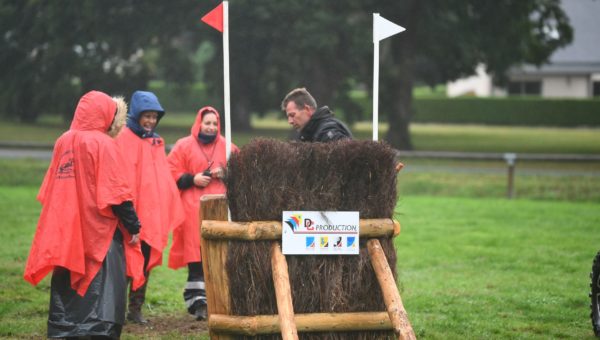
[509,0,600,76]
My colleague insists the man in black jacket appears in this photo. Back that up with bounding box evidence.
[281,87,352,142]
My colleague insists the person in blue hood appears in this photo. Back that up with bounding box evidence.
[127,91,165,138]
[115,91,185,324]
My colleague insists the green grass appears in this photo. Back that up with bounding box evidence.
[2,116,600,154]
[3,157,598,203]
[398,159,600,203]
[394,196,599,339]
[2,187,599,338]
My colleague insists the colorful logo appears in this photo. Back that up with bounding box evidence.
[285,214,302,231]
[320,237,329,248]
[334,237,343,248]
[347,237,356,248]
[304,218,315,230]
[305,237,315,249]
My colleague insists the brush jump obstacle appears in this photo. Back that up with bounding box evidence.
[200,139,416,339]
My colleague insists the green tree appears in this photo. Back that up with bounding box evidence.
[378,0,573,149]
[0,0,204,122]
[218,0,571,148]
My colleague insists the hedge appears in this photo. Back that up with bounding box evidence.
[412,97,600,127]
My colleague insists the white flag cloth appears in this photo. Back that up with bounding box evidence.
[373,13,406,43]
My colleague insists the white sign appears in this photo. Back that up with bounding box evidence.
[282,211,360,255]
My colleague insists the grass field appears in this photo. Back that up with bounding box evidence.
[2,115,600,154]
[1,186,599,339]
[1,118,598,338]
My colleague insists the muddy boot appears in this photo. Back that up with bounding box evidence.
[127,275,149,324]
[193,300,208,321]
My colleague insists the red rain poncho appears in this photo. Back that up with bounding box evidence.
[167,107,238,269]
[115,127,185,275]
[24,91,144,296]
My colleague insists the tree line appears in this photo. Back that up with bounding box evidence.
[0,0,572,149]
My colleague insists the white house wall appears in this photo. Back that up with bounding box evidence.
[542,76,588,98]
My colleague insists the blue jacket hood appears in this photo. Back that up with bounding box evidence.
[126,91,165,138]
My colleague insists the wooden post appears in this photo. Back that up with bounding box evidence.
[504,153,517,199]
[367,239,416,340]
[200,194,232,340]
[209,312,394,335]
[270,242,299,340]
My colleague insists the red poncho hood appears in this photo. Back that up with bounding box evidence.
[24,90,141,296]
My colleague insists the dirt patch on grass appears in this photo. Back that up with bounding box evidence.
[123,313,208,338]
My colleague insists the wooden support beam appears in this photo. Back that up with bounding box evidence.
[202,218,400,240]
[367,239,416,340]
[270,242,299,340]
[208,312,394,335]
[200,194,232,340]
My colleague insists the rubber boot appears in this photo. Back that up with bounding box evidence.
[127,274,149,324]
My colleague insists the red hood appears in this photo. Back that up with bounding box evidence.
[191,106,221,141]
[70,91,117,132]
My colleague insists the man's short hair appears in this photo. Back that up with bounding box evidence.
[281,88,317,112]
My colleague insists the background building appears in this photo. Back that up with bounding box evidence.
[447,0,600,98]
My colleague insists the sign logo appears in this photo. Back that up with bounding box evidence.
[56,150,75,179]
[347,237,357,248]
[282,211,359,255]
[285,214,302,231]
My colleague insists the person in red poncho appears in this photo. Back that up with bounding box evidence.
[167,106,238,320]
[23,90,145,339]
[115,90,184,324]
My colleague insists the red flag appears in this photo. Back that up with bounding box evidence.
[201,3,223,33]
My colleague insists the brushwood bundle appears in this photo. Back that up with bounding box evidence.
[224,138,400,339]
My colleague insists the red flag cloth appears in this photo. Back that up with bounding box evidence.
[115,128,185,277]
[24,91,141,296]
[201,2,223,32]
[167,107,238,269]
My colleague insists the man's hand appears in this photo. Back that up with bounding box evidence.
[129,233,140,245]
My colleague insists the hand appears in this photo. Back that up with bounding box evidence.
[211,167,225,179]
[129,233,140,245]
[193,173,211,187]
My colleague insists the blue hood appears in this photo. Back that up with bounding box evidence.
[126,91,165,138]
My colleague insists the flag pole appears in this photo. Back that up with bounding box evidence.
[372,13,380,142]
[223,1,231,160]
[372,13,405,143]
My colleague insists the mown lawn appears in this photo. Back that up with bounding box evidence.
[2,116,600,154]
[1,184,599,338]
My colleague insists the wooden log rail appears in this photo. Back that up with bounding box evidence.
[201,218,401,240]
[200,195,415,340]
[209,312,394,335]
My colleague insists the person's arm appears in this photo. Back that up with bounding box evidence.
[176,173,195,189]
[111,201,141,236]
[317,125,353,142]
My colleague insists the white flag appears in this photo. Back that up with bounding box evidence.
[373,13,406,43]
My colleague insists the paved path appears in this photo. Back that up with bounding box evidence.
[2,147,598,177]
[0,148,52,160]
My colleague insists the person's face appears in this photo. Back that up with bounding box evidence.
[201,112,218,135]
[139,111,159,132]
[285,101,313,131]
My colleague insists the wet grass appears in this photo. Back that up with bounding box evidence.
[2,187,598,338]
